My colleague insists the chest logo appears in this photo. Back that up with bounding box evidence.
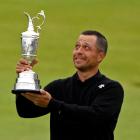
[98,84,105,89]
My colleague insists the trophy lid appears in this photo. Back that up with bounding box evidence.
[21,12,39,38]
[21,10,45,38]
[22,30,39,38]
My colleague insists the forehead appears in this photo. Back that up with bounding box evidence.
[77,35,97,44]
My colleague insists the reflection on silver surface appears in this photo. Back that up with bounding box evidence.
[12,10,45,94]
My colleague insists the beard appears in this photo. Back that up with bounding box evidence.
[74,62,96,72]
[73,56,97,72]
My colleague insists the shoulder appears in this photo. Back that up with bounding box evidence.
[44,75,74,91]
[43,76,74,98]
[98,74,124,97]
[100,74,123,89]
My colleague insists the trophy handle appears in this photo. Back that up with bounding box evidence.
[32,10,46,33]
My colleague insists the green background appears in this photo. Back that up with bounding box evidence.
[0,0,140,139]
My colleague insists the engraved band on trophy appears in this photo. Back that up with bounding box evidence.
[12,10,45,94]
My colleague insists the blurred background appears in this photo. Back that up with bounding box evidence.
[0,0,140,139]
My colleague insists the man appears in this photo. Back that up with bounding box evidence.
[16,30,124,140]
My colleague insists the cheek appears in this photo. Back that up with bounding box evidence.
[72,49,75,54]
[88,53,99,62]
[72,50,76,57]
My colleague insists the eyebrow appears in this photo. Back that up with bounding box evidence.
[76,41,90,45]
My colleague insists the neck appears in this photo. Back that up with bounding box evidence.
[77,67,99,82]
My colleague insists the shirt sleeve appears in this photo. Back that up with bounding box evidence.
[16,80,57,118]
[47,81,124,124]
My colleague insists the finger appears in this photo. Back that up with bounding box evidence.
[16,67,30,73]
[16,63,32,72]
[22,92,47,106]
[16,68,24,73]
[21,93,37,102]
[31,59,38,67]
[19,58,29,65]
[17,62,32,69]
[40,89,52,101]
[21,93,33,100]
[25,92,42,98]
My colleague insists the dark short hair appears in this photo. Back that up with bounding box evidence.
[81,30,108,54]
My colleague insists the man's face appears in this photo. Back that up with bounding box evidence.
[73,35,105,72]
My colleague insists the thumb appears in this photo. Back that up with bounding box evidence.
[31,59,38,67]
[40,89,47,95]
[40,89,52,100]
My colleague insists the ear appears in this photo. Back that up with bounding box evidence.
[97,52,106,63]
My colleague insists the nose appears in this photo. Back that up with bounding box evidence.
[75,46,84,53]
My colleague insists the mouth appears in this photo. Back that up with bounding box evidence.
[73,56,86,63]
[75,58,83,61]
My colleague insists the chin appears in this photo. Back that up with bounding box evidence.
[74,64,87,72]
[73,60,89,71]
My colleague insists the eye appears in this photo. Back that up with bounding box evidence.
[75,44,80,50]
[83,45,90,50]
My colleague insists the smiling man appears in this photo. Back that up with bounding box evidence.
[73,32,106,81]
[16,30,124,140]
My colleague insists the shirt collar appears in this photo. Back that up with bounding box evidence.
[73,70,102,85]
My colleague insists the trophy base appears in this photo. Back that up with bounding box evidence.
[12,70,41,94]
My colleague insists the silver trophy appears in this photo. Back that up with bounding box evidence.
[12,10,45,94]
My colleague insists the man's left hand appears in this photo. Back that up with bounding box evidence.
[21,89,52,108]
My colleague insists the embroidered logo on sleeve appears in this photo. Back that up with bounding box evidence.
[98,84,105,89]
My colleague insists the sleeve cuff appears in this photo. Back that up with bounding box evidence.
[48,98,63,111]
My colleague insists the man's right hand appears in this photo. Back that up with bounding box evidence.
[16,58,38,74]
